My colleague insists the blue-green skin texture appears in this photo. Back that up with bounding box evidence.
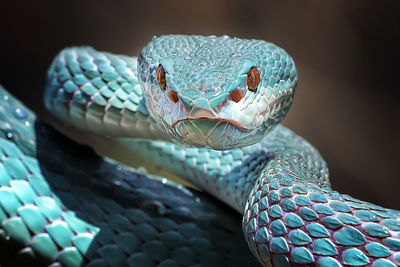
[0,87,258,266]
[1,35,400,266]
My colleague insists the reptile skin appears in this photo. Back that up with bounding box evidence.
[1,35,400,266]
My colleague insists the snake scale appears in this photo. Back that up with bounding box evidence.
[0,35,400,267]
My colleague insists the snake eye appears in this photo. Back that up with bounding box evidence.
[247,66,260,92]
[156,64,167,90]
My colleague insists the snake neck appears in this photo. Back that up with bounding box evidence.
[119,124,330,215]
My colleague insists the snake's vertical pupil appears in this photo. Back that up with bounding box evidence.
[247,66,260,92]
[156,64,167,90]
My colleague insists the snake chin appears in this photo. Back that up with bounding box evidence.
[171,117,246,130]
[170,118,260,150]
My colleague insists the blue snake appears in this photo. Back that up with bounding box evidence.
[1,35,400,266]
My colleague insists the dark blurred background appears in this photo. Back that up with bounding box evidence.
[1,1,399,208]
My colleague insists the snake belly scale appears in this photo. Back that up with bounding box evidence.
[0,35,399,266]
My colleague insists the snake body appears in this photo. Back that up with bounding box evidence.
[1,35,400,266]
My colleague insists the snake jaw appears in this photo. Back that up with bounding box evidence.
[170,118,253,149]
[171,117,247,130]
[169,117,249,150]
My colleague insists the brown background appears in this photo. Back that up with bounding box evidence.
[1,1,399,208]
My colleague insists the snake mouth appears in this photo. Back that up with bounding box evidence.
[171,117,247,130]
[170,118,251,149]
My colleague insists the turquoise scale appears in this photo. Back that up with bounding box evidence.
[334,226,366,246]
[313,238,337,256]
[342,248,370,265]
[270,220,287,236]
[317,257,342,267]
[364,223,391,237]
[322,216,343,230]
[291,247,314,264]
[284,213,304,228]
[366,242,391,257]
[288,229,311,245]
[336,212,361,225]
[270,237,289,253]
[299,207,318,221]
[307,223,329,238]
[281,199,296,211]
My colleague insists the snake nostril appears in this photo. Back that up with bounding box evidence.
[168,90,179,103]
[228,89,246,103]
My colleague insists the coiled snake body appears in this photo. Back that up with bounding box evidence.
[0,35,399,266]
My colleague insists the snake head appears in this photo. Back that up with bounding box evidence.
[138,35,297,150]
